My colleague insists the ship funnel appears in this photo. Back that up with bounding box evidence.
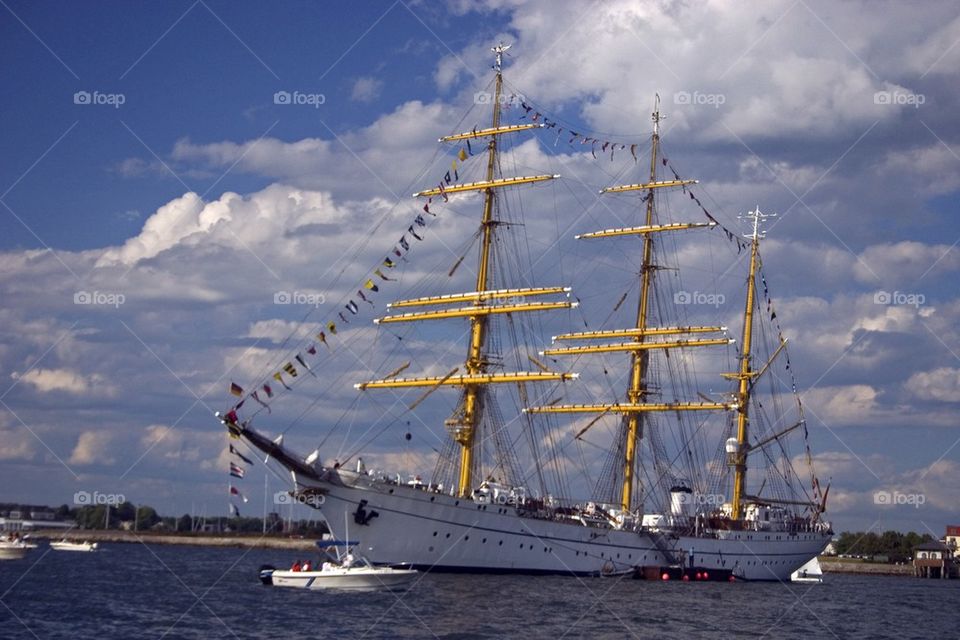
[669,485,693,517]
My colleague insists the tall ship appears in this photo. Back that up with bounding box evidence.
[225,44,831,580]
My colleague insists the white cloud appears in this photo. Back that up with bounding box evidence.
[69,431,116,465]
[906,367,960,402]
[12,368,113,396]
[350,76,383,103]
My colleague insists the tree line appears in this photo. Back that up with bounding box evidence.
[834,530,935,562]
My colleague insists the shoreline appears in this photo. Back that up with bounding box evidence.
[818,558,913,576]
[28,529,317,551]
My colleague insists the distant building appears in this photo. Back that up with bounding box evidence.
[913,541,956,579]
[944,525,960,551]
[0,517,75,532]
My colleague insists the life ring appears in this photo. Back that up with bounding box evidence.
[496,494,508,505]
[601,560,615,575]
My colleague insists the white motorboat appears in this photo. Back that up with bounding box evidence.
[260,541,417,592]
[49,539,99,552]
[0,537,34,560]
[791,557,824,583]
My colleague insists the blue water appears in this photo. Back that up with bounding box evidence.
[0,543,954,639]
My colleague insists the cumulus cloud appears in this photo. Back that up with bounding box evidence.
[906,367,960,402]
[12,368,113,396]
[69,431,116,466]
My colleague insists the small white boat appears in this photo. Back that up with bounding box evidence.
[0,538,34,560]
[49,539,99,552]
[791,557,824,583]
[260,541,418,592]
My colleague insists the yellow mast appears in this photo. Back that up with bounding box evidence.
[453,43,508,496]
[357,43,576,498]
[524,96,731,512]
[619,98,662,511]
[728,207,770,520]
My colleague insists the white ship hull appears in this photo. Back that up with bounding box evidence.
[302,469,828,581]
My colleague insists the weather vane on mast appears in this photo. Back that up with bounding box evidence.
[492,42,511,72]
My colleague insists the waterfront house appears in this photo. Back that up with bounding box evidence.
[913,541,956,579]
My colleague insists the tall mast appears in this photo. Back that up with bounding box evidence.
[356,43,575,499]
[525,96,734,511]
[457,42,509,496]
[729,206,771,520]
[620,97,662,511]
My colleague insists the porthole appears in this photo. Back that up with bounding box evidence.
[445,533,451,538]
[432,531,438,537]
[389,489,394,494]
[482,538,487,544]
[455,500,460,506]
[499,541,503,546]
[464,535,470,541]
[430,497,435,502]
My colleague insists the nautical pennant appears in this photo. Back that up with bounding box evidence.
[364,279,380,292]
[230,382,243,397]
[229,484,249,503]
[229,462,245,478]
[251,390,270,413]
[273,372,292,390]
[229,444,253,465]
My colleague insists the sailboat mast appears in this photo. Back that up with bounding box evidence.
[620,98,661,511]
[730,207,763,520]
[456,44,507,497]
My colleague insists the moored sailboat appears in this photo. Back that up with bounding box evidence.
[225,43,831,581]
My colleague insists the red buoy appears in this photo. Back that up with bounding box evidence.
[703,572,709,580]
[682,574,689,582]
[661,573,669,581]
[728,575,736,582]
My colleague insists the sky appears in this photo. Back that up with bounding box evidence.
[1,0,959,536]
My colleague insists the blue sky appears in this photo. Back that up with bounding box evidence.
[2,0,960,536]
